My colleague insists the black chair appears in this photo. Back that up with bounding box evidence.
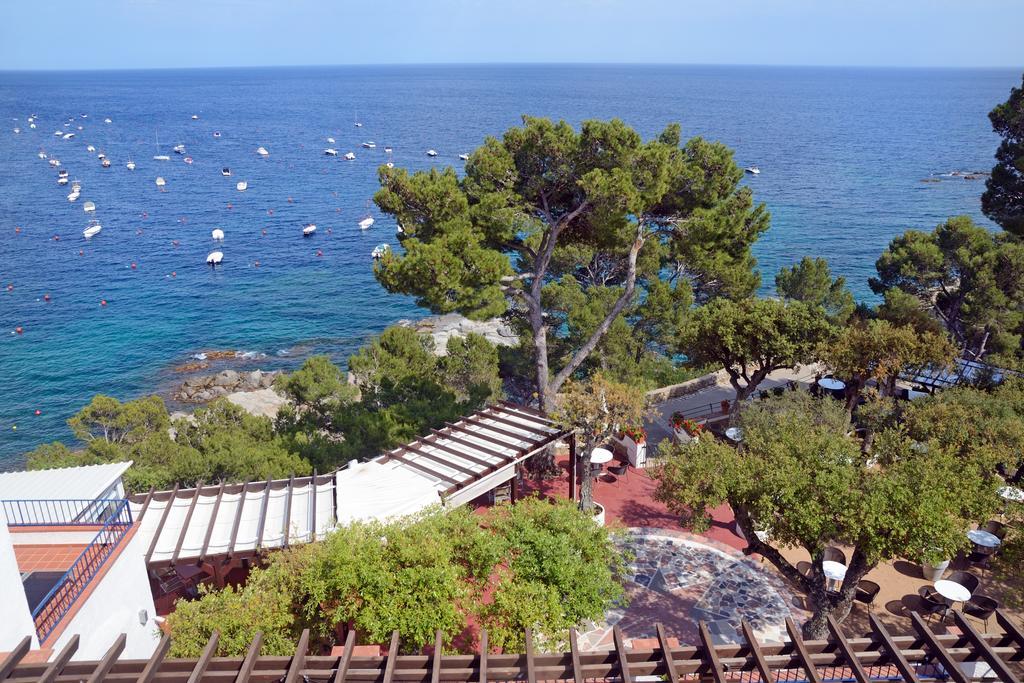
[919,586,951,622]
[964,595,999,629]
[854,580,881,608]
[967,548,995,575]
[607,463,628,481]
[823,546,847,565]
[983,520,1008,540]
[947,570,981,595]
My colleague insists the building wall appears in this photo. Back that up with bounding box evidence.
[50,530,159,660]
[0,521,40,651]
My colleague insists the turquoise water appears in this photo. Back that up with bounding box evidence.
[0,65,1017,463]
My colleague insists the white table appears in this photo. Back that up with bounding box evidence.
[590,448,613,464]
[934,579,971,604]
[998,486,1024,503]
[725,427,743,442]
[822,560,847,591]
[967,529,1001,548]
[818,377,846,391]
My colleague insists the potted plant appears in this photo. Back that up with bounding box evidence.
[620,425,648,468]
[592,501,606,526]
[921,548,950,581]
[671,412,705,444]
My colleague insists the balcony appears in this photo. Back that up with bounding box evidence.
[2,498,134,643]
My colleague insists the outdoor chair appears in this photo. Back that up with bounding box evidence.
[947,570,981,595]
[823,546,847,565]
[797,561,813,578]
[983,520,1008,540]
[772,386,786,397]
[759,390,770,400]
[964,595,999,629]
[919,586,951,622]
[854,580,881,608]
[607,463,628,481]
[966,548,994,575]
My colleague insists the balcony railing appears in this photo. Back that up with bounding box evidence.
[2,498,126,527]
[3,498,134,643]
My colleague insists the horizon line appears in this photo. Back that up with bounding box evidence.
[1,60,1022,74]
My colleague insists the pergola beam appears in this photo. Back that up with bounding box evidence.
[282,475,296,548]
[171,482,204,566]
[785,617,823,683]
[825,615,869,683]
[136,633,171,683]
[198,481,226,564]
[613,626,634,683]
[39,634,79,683]
[741,620,775,683]
[952,611,1020,683]
[869,614,920,683]
[698,621,726,683]
[145,483,179,563]
[254,478,272,551]
[332,630,356,683]
[909,612,967,683]
[86,633,125,683]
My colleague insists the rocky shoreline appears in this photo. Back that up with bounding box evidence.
[174,369,281,403]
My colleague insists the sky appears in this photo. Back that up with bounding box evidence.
[1,0,1022,71]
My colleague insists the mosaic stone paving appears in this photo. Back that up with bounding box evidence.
[578,527,805,650]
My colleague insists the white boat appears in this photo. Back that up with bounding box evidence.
[87,145,96,152]
[173,144,185,154]
[155,176,166,187]
[324,148,338,156]
[302,223,317,236]
[97,152,105,159]
[213,131,221,138]
[384,146,393,153]
[206,251,223,266]
[27,117,34,122]
[426,149,438,157]
[459,153,469,161]
[386,162,394,168]
[62,133,75,140]
[359,215,375,230]
[327,137,335,143]
[71,180,81,191]
[101,158,111,168]
[83,222,102,239]
[12,127,20,134]
[67,191,80,202]
[83,201,96,213]
[153,154,170,161]
[58,169,69,178]
[58,176,69,185]
[236,181,247,191]
[221,167,231,176]
[362,141,376,149]
[29,123,35,129]
[49,159,61,167]
[211,228,225,240]
[126,159,136,171]
[344,151,356,160]
[191,114,199,120]
[54,130,63,136]
[104,118,112,124]
[371,243,390,259]
[256,146,269,157]
[745,166,760,175]
[183,156,193,165]
[38,151,46,159]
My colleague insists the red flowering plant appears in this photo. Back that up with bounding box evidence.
[670,412,705,437]
[621,425,646,444]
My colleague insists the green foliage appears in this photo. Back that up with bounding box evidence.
[374,116,769,408]
[653,391,1001,636]
[982,73,1024,237]
[681,298,835,403]
[68,394,170,444]
[869,216,1024,361]
[775,256,855,323]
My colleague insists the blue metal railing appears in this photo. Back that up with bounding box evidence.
[2,498,125,527]
[22,499,134,643]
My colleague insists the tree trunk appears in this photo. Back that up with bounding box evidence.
[802,549,872,639]
[578,445,595,513]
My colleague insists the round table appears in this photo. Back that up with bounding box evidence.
[818,377,846,392]
[822,560,847,591]
[967,529,1001,548]
[725,427,743,442]
[934,579,971,604]
[590,448,613,465]
[998,485,1024,503]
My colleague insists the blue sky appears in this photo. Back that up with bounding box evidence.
[2,0,1022,70]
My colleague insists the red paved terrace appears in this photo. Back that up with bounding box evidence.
[14,544,90,572]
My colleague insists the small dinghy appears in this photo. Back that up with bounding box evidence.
[38,151,47,159]
[183,156,193,164]
[155,176,166,187]
[67,190,80,202]
[87,144,96,152]
[426,149,438,157]
[236,181,247,191]
[173,144,186,154]
[744,166,760,175]
[361,141,376,148]
[327,137,335,143]
[58,169,69,178]
[344,152,355,160]
[104,118,112,124]
[459,153,469,161]
[58,176,69,185]
[256,146,269,157]
[213,131,221,138]
[83,201,96,213]
[303,223,317,237]
[211,228,225,240]
[49,159,61,167]
[383,146,393,153]
[83,221,102,239]
[359,215,375,230]
[191,114,199,120]
[221,168,232,176]
[126,159,136,171]
[371,243,390,259]
[101,158,111,168]
[206,251,223,266]
[324,148,338,156]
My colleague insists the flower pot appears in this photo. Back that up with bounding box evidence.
[623,434,647,468]
[922,559,950,581]
[591,502,606,526]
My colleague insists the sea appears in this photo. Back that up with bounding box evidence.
[0,64,1018,465]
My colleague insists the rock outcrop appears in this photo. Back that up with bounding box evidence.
[174,369,281,403]
[400,313,518,356]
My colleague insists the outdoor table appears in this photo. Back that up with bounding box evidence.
[818,377,846,392]
[822,560,847,591]
[725,427,743,442]
[934,579,972,605]
[998,485,1024,503]
[967,529,1002,549]
[590,447,613,478]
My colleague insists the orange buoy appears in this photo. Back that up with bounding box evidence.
[316,250,323,257]
[43,293,51,301]
[15,227,21,234]
[53,234,60,241]
[15,326,23,334]
[100,299,107,306]
[131,262,137,269]
[171,271,177,277]
[227,203,233,209]
[34,410,41,415]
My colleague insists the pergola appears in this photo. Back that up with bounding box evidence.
[2,610,1021,683]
